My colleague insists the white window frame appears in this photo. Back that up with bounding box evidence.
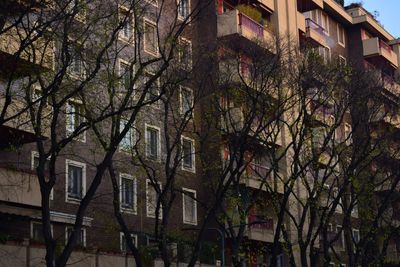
[118,6,135,43]
[182,188,197,225]
[119,173,137,214]
[120,232,138,251]
[118,59,134,93]
[337,23,346,47]
[143,18,159,56]
[30,221,53,241]
[352,228,360,244]
[119,118,135,152]
[145,124,161,161]
[321,12,329,35]
[177,0,190,20]
[146,179,162,218]
[65,159,86,204]
[180,86,194,116]
[66,43,86,79]
[143,71,161,108]
[338,55,347,66]
[66,99,86,142]
[31,151,54,200]
[65,226,86,247]
[178,37,192,69]
[181,136,195,172]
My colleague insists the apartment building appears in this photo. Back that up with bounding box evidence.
[0,0,400,266]
[0,0,214,265]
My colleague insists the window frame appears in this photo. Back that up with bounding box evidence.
[143,71,161,107]
[119,173,137,214]
[31,151,54,200]
[143,18,159,56]
[337,23,346,47]
[119,118,136,152]
[144,0,158,7]
[30,221,53,242]
[65,159,86,204]
[65,226,86,247]
[180,86,194,116]
[118,6,135,43]
[146,179,162,218]
[66,99,86,142]
[178,37,192,69]
[145,124,161,161]
[181,136,195,172]
[182,188,197,225]
[120,232,138,252]
[177,0,190,20]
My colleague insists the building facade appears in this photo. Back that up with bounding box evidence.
[0,0,399,266]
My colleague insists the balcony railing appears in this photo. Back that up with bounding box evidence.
[238,13,264,39]
[248,214,274,230]
[217,9,275,52]
[306,18,328,36]
[247,163,271,180]
[362,37,399,68]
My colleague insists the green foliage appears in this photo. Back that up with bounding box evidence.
[236,5,262,24]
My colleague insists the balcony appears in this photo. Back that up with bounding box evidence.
[305,18,328,47]
[0,24,54,77]
[217,10,275,53]
[382,73,400,96]
[0,96,51,146]
[363,37,399,69]
[246,215,275,242]
[240,163,284,193]
[0,167,41,207]
[297,0,323,13]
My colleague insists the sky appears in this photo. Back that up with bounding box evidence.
[344,0,400,38]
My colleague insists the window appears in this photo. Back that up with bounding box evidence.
[119,60,132,93]
[352,229,360,245]
[119,8,134,41]
[321,13,329,35]
[336,225,345,249]
[120,174,137,213]
[31,222,44,242]
[182,188,197,225]
[143,72,160,105]
[66,160,86,202]
[181,137,195,171]
[146,180,162,218]
[144,19,158,55]
[178,38,192,69]
[337,23,345,46]
[120,118,134,152]
[66,100,85,141]
[31,151,50,171]
[67,45,85,78]
[145,125,161,160]
[338,55,347,66]
[120,232,138,252]
[177,0,190,19]
[318,46,331,63]
[32,152,53,199]
[180,87,193,115]
[333,187,343,213]
[65,227,86,247]
[344,123,352,145]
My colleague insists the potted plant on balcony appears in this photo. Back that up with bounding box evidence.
[236,5,262,24]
